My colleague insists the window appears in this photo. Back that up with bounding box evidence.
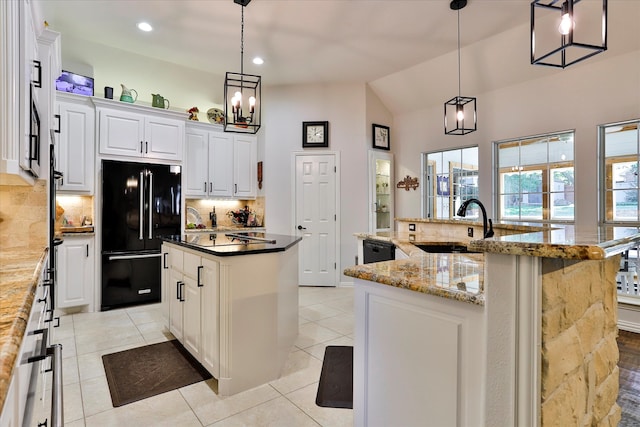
[600,120,640,223]
[600,119,640,303]
[422,147,478,219]
[495,131,574,223]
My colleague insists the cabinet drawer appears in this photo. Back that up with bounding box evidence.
[169,246,184,271]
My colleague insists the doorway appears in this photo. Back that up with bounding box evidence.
[293,152,340,286]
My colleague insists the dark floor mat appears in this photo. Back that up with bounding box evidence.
[315,345,353,409]
[102,340,212,407]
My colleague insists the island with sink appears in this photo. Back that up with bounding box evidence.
[161,232,301,396]
[346,218,640,427]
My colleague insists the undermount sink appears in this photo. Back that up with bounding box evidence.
[414,243,478,254]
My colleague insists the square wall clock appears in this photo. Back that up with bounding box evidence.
[303,121,329,147]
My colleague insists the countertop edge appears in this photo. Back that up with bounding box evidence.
[0,247,48,414]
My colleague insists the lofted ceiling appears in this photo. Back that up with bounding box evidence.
[37,1,639,113]
[38,0,532,86]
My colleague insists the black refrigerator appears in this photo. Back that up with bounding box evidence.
[101,160,181,310]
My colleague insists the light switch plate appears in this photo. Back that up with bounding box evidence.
[409,224,416,231]
[468,227,473,237]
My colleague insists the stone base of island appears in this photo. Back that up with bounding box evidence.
[161,233,301,396]
[346,219,640,427]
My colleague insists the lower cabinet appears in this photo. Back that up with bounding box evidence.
[57,235,94,308]
[163,243,220,378]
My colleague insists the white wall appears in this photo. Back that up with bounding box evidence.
[391,49,640,227]
[263,83,369,283]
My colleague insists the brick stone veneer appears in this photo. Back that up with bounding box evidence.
[541,256,621,426]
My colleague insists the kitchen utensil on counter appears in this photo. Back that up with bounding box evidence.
[152,94,170,109]
[119,84,138,103]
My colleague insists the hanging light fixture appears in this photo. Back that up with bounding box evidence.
[444,0,477,136]
[531,0,607,68]
[224,0,261,134]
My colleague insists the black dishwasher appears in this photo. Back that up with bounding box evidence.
[363,239,395,264]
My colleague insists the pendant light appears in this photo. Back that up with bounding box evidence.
[531,0,608,68]
[444,0,477,136]
[224,0,261,134]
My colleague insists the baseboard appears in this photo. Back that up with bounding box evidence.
[618,319,640,334]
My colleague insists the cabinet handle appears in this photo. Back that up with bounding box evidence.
[235,184,237,194]
[209,182,212,193]
[54,114,61,133]
[176,281,181,300]
[140,141,143,153]
[32,60,42,88]
[163,252,168,269]
[180,281,185,302]
[86,244,89,257]
[197,266,203,287]
[145,141,148,154]
[204,182,207,192]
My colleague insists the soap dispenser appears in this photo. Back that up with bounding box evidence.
[210,206,217,228]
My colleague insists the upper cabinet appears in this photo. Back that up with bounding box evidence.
[1,0,56,184]
[56,93,95,193]
[185,122,256,199]
[93,98,186,162]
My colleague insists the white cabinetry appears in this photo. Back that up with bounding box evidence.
[0,0,50,184]
[185,123,255,198]
[94,99,186,161]
[354,278,485,427]
[55,93,94,193]
[57,235,94,309]
[164,244,220,377]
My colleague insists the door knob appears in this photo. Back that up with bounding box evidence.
[297,225,306,230]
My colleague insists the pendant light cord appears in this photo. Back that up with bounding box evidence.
[240,5,245,76]
[457,8,461,99]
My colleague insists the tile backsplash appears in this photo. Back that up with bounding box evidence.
[186,197,265,228]
[0,181,47,250]
[56,195,94,227]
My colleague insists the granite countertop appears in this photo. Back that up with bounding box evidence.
[185,226,266,233]
[0,246,48,412]
[358,223,640,260]
[163,232,301,257]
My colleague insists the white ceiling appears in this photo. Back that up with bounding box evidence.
[39,0,533,86]
[37,0,639,113]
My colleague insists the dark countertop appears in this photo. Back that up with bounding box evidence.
[162,232,302,257]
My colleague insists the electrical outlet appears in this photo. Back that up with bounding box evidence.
[467,227,474,237]
[409,223,416,231]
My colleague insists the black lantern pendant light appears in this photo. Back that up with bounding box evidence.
[224,0,261,134]
[444,0,477,136]
[531,0,608,68]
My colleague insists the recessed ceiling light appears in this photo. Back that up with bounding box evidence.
[137,22,153,32]
[252,57,264,65]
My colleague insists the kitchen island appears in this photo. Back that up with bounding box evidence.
[345,219,640,427]
[161,232,301,396]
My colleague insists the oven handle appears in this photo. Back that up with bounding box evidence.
[108,253,162,261]
[139,171,144,241]
[148,171,153,240]
[48,344,64,427]
[26,328,48,363]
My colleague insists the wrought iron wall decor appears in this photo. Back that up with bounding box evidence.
[397,176,419,191]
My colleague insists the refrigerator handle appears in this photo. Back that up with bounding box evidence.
[148,171,153,240]
[139,171,144,241]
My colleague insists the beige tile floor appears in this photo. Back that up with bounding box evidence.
[38,286,354,427]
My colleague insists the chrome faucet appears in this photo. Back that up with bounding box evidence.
[456,198,494,239]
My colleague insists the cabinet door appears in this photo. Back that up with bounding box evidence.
[200,258,220,378]
[145,116,184,161]
[233,135,257,198]
[98,108,145,157]
[160,245,170,326]
[184,129,209,197]
[210,132,234,197]
[57,236,93,308]
[57,99,95,193]
[168,267,184,341]
[182,274,201,358]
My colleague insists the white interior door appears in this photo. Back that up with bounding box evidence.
[295,154,337,286]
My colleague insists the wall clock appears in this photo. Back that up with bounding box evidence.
[302,121,329,148]
[372,123,390,150]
